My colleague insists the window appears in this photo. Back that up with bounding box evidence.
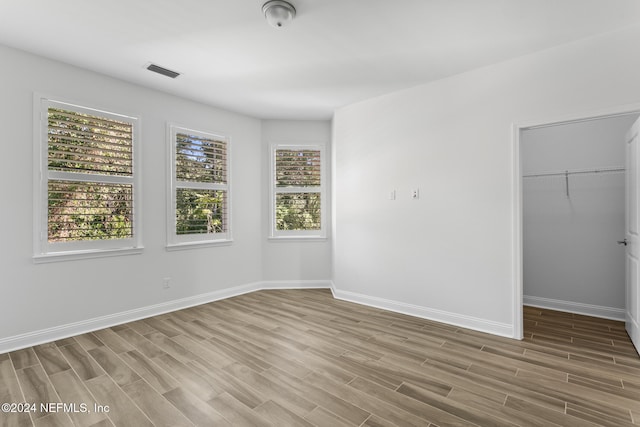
[270,144,326,238]
[167,125,230,248]
[34,98,141,262]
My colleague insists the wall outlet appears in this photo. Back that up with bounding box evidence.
[411,188,419,199]
[162,277,171,290]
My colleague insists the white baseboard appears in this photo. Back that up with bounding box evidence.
[0,280,332,354]
[258,280,333,290]
[331,285,515,338]
[524,295,625,321]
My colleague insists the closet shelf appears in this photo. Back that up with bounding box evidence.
[523,166,625,179]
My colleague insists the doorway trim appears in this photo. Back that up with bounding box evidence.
[512,103,640,340]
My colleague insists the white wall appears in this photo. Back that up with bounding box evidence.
[522,117,636,319]
[0,44,264,349]
[261,120,332,281]
[332,24,640,337]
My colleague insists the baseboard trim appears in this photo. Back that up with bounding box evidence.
[331,286,514,338]
[524,295,625,321]
[0,280,332,354]
[258,280,332,290]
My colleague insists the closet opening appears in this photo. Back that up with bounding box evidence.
[513,108,640,348]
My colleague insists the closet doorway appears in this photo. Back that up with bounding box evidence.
[515,110,640,350]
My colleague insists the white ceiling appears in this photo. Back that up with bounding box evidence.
[2,0,640,119]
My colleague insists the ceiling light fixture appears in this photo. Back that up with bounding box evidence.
[262,0,296,28]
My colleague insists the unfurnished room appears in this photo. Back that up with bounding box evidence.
[1,1,640,426]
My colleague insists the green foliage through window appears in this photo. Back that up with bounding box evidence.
[48,181,133,241]
[276,193,321,231]
[47,107,134,243]
[176,189,226,234]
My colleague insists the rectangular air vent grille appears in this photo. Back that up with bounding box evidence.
[146,64,180,79]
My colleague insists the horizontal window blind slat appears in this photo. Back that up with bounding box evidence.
[276,171,321,177]
[49,121,132,138]
[49,147,132,161]
[175,166,227,174]
[46,235,133,242]
[48,124,132,145]
[49,203,133,208]
[49,140,132,157]
[176,167,226,178]
[176,153,226,162]
[48,150,133,166]
[177,148,226,157]
[175,174,227,184]
[48,161,132,176]
[48,222,134,227]
[49,108,132,127]
[48,189,133,198]
[176,155,227,165]
[276,181,321,187]
[176,141,226,152]
[176,157,226,163]
[49,204,133,210]
[49,135,132,152]
[276,164,321,169]
[176,135,225,145]
[275,157,321,162]
[276,151,320,156]
[274,187,321,194]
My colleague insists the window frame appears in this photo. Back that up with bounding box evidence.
[166,124,232,250]
[269,143,327,240]
[33,96,142,263]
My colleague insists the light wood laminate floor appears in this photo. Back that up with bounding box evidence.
[1,289,639,426]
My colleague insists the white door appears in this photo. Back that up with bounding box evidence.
[625,117,640,353]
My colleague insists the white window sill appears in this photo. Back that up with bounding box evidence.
[33,247,144,264]
[166,239,233,251]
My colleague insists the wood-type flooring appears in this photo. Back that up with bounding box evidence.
[1,289,639,426]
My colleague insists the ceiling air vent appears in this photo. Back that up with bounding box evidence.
[146,63,180,79]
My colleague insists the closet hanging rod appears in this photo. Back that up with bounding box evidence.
[523,166,625,179]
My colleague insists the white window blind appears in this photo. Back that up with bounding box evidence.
[271,145,325,238]
[169,126,231,247]
[34,98,141,261]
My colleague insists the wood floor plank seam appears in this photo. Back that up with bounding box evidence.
[6,354,35,426]
[57,334,177,427]
[59,347,132,427]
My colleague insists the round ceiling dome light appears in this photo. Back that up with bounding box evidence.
[262,0,296,28]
